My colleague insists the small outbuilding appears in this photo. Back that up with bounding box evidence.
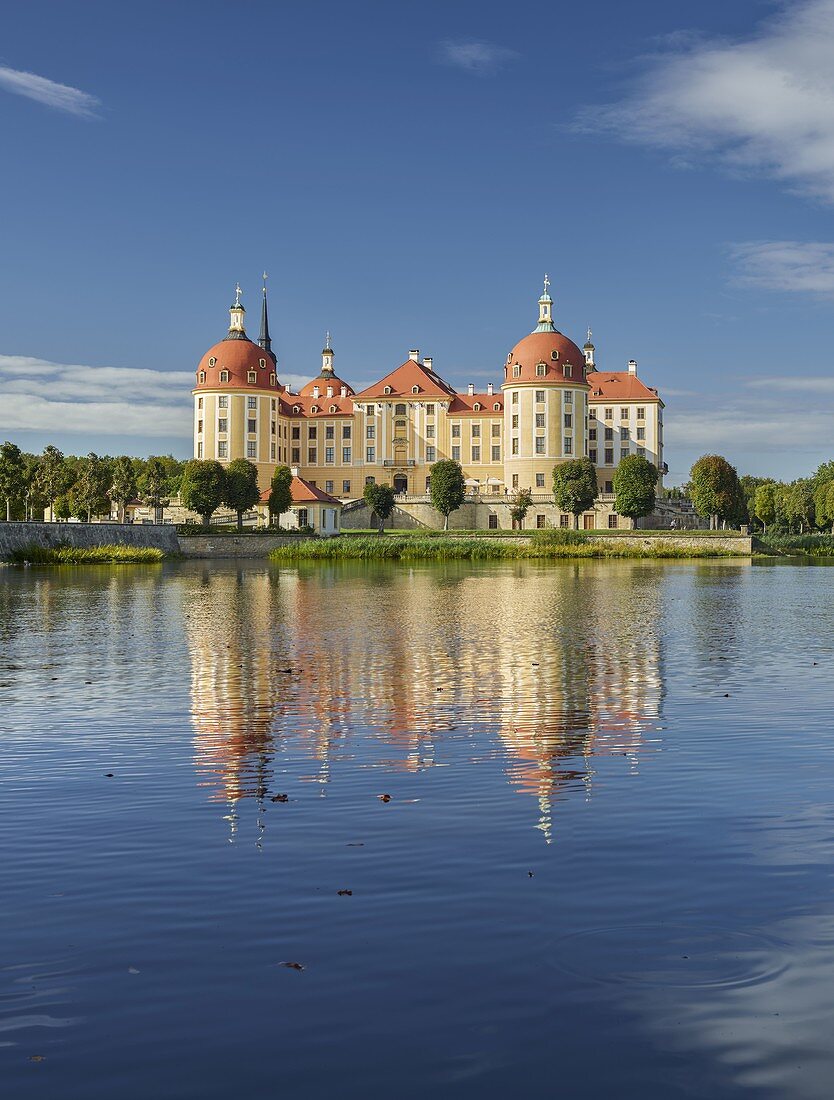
[258,474,342,535]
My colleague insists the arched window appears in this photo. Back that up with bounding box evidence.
[330,404,337,413]
[259,358,266,369]
[311,405,319,414]
[269,373,276,385]
[512,364,521,378]
[293,405,300,414]
[384,385,392,395]
[412,385,419,394]
[208,357,216,367]
[198,371,206,383]
[220,370,229,382]
[536,362,546,377]
[493,402,500,411]
[474,402,481,411]
[395,403,407,416]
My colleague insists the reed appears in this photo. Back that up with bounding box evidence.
[8,544,166,564]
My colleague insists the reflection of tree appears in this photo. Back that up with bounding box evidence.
[185,560,666,842]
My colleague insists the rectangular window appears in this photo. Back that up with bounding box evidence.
[512,392,519,405]
[589,448,597,463]
[342,480,351,494]
[564,437,573,454]
[325,447,334,463]
[488,514,498,529]
[292,448,300,463]
[366,446,375,463]
[564,391,572,404]
[198,397,204,410]
[367,424,375,439]
[292,426,300,440]
[218,441,227,458]
[197,442,203,458]
[342,447,351,463]
[535,390,545,403]
[270,422,276,435]
[512,414,519,429]
[491,445,500,462]
[308,448,317,464]
[535,437,546,454]
[426,404,435,416]
[297,507,308,528]
[426,424,435,438]
[426,445,436,462]
[325,480,334,493]
[605,481,613,493]
[247,418,256,434]
[637,447,645,458]
[605,448,614,465]
[271,443,276,460]
[536,514,546,529]
[492,423,501,437]
[342,425,351,439]
[512,364,521,378]
[366,405,375,416]
[636,427,645,440]
[452,424,461,438]
[471,446,480,461]
[604,407,612,420]
[536,473,545,488]
[560,514,569,528]
[197,419,203,434]
[589,427,597,440]
[637,407,645,420]
[218,418,227,433]
[472,424,480,437]
[564,414,572,428]
[620,408,628,420]
[620,448,629,461]
[247,441,256,459]
[563,364,572,378]
[325,425,334,440]
[609,514,619,529]
[536,363,546,377]
[512,438,519,455]
[512,474,519,488]
[452,445,460,461]
[535,413,545,428]
[218,396,228,409]
[605,427,614,441]
[247,396,257,410]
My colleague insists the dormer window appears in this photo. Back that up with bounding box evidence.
[493,402,501,411]
[536,363,546,377]
[506,353,512,364]
[412,385,420,394]
[473,402,481,411]
[293,405,300,414]
[219,370,229,383]
[311,404,319,414]
[563,364,572,378]
[259,358,266,369]
[269,373,276,385]
[198,371,206,383]
[384,385,392,395]
[248,371,257,383]
[330,404,337,413]
[512,364,521,378]
[551,350,559,361]
[208,357,217,367]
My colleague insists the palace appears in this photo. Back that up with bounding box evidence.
[192,278,666,528]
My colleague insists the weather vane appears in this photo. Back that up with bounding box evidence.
[262,271,268,289]
[325,330,331,349]
[587,326,593,343]
[234,282,242,307]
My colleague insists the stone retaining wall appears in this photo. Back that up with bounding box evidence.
[177,534,315,558]
[0,521,181,559]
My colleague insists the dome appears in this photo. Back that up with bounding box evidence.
[194,337,280,392]
[504,330,589,387]
[299,371,355,397]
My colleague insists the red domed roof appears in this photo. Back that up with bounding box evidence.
[194,338,280,392]
[503,330,589,387]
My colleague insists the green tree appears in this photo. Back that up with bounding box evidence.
[552,457,598,529]
[180,459,227,526]
[36,445,74,520]
[268,465,293,525]
[814,479,834,533]
[110,455,138,523]
[139,456,171,522]
[364,482,396,534]
[223,458,261,530]
[613,455,659,523]
[689,455,743,529]
[784,480,815,533]
[509,487,533,528]
[754,482,778,534]
[430,459,466,530]
[0,441,26,521]
[72,453,112,522]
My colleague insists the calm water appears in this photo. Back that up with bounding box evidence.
[2,558,834,1098]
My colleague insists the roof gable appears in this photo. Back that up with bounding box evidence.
[354,359,457,399]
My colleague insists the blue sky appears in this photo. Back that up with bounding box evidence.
[1,0,834,483]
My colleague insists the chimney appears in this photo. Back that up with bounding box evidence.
[340,385,347,397]
[327,385,333,398]
[409,348,420,362]
[628,359,638,375]
[487,382,494,396]
[423,356,433,371]
[313,384,320,398]
[290,466,299,477]
[468,383,475,396]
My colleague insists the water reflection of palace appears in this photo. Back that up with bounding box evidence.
[185,563,665,840]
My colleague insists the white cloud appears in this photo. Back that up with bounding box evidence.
[0,65,100,118]
[577,0,834,203]
[746,375,834,393]
[730,240,834,295]
[437,40,518,75]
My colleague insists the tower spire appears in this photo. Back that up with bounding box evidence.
[227,283,247,340]
[258,271,275,362]
[535,273,556,333]
[321,331,334,375]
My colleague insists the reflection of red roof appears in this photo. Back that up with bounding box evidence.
[259,477,342,505]
[503,330,589,387]
[586,372,663,404]
[354,359,456,399]
[448,393,504,415]
[195,338,281,392]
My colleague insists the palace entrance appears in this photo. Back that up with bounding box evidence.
[393,475,408,494]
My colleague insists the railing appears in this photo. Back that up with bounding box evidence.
[382,459,417,467]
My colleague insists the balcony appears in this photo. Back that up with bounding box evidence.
[382,459,416,467]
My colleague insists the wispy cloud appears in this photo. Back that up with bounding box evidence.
[0,65,100,118]
[436,40,518,75]
[577,0,834,203]
[730,240,834,296]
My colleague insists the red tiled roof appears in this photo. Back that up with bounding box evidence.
[586,372,663,404]
[283,394,354,417]
[448,393,504,414]
[259,476,342,506]
[354,358,457,399]
[194,338,280,392]
[503,330,589,387]
[298,372,355,398]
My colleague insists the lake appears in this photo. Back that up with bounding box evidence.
[2,558,834,1098]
